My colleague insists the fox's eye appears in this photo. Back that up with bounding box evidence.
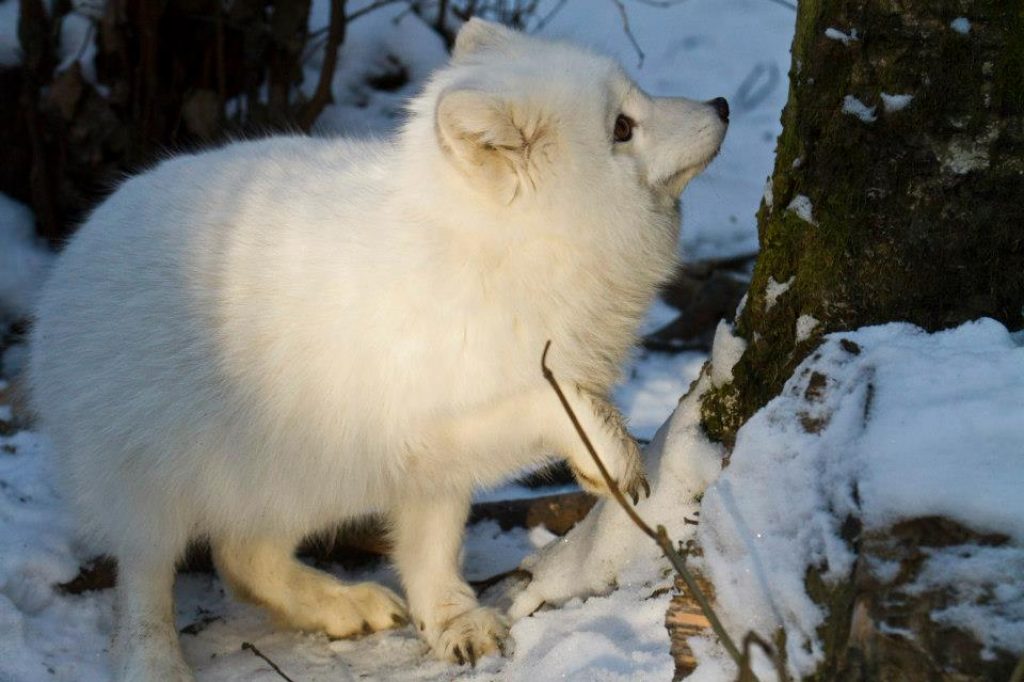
[613,114,634,143]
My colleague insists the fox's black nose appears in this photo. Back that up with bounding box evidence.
[708,97,730,122]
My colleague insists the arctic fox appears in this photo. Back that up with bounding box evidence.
[29,18,727,680]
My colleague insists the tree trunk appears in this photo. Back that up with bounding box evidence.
[701,0,1024,448]
[685,0,1024,678]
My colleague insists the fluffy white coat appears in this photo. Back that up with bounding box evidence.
[29,19,727,680]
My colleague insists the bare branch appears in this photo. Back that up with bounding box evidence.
[298,0,347,131]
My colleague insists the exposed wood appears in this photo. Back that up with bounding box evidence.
[666,572,714,680]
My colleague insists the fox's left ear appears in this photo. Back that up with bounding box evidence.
[452,18,515,61]
[436,89,553,203]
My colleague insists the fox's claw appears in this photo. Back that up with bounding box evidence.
[622,464,650,506]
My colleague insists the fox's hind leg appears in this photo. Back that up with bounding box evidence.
[212,536,407,639]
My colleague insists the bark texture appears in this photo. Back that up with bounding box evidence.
[701,0,1024,447]
[685,1,1024,679]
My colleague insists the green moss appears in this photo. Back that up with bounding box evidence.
[699,383,742,446]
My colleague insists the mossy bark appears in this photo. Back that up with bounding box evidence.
[701,0,1024,447]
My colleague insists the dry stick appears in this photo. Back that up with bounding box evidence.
[241,642,297,682]
[539,341,747,673]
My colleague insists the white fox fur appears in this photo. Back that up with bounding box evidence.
[29,19,727,680]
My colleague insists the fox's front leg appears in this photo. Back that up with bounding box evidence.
[561,386,650,503]
[427,383,648,502]
[390,492,510,664]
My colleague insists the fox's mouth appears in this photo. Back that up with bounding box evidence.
[656,145,723,195]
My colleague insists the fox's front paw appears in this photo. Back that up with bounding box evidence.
[433,607,512,665]
[567,390,650,504]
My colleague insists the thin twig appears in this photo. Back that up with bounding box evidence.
[742,631,791,682]
[540,341,748,673]
[241,642,297,682]
[532,0,568,32]
[541,342,657,541]
[347,0,408,23]
[608,0,644,68]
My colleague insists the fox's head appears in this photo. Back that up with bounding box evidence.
[404,19,728,215]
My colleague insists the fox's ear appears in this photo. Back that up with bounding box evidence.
[436,89,553,203]
[452,18,514,60]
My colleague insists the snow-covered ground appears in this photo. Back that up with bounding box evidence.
[0,1,801,680]
[692,319,1024,678]
[4,3,1023,681]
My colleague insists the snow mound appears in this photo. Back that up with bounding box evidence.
[694,318,1024,678]
[510,322,743,618]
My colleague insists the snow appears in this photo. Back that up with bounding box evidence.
[709,321,747,387]
[786,193,817,225]
[502,592,678,681]
[734,293,748,322]
[824,27,857,45]
[0,194,54,321]
[942,134,994,175]
[0,0,18,66]
[907,544,1024,658]
[58,11,99,84]
[615,350,706,441]
[764,275,793,310]
[794,313,818,342]
[881,92,914,112]
[842,94,877,123]
[692,319,1024,678]
[951,17,972,34]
